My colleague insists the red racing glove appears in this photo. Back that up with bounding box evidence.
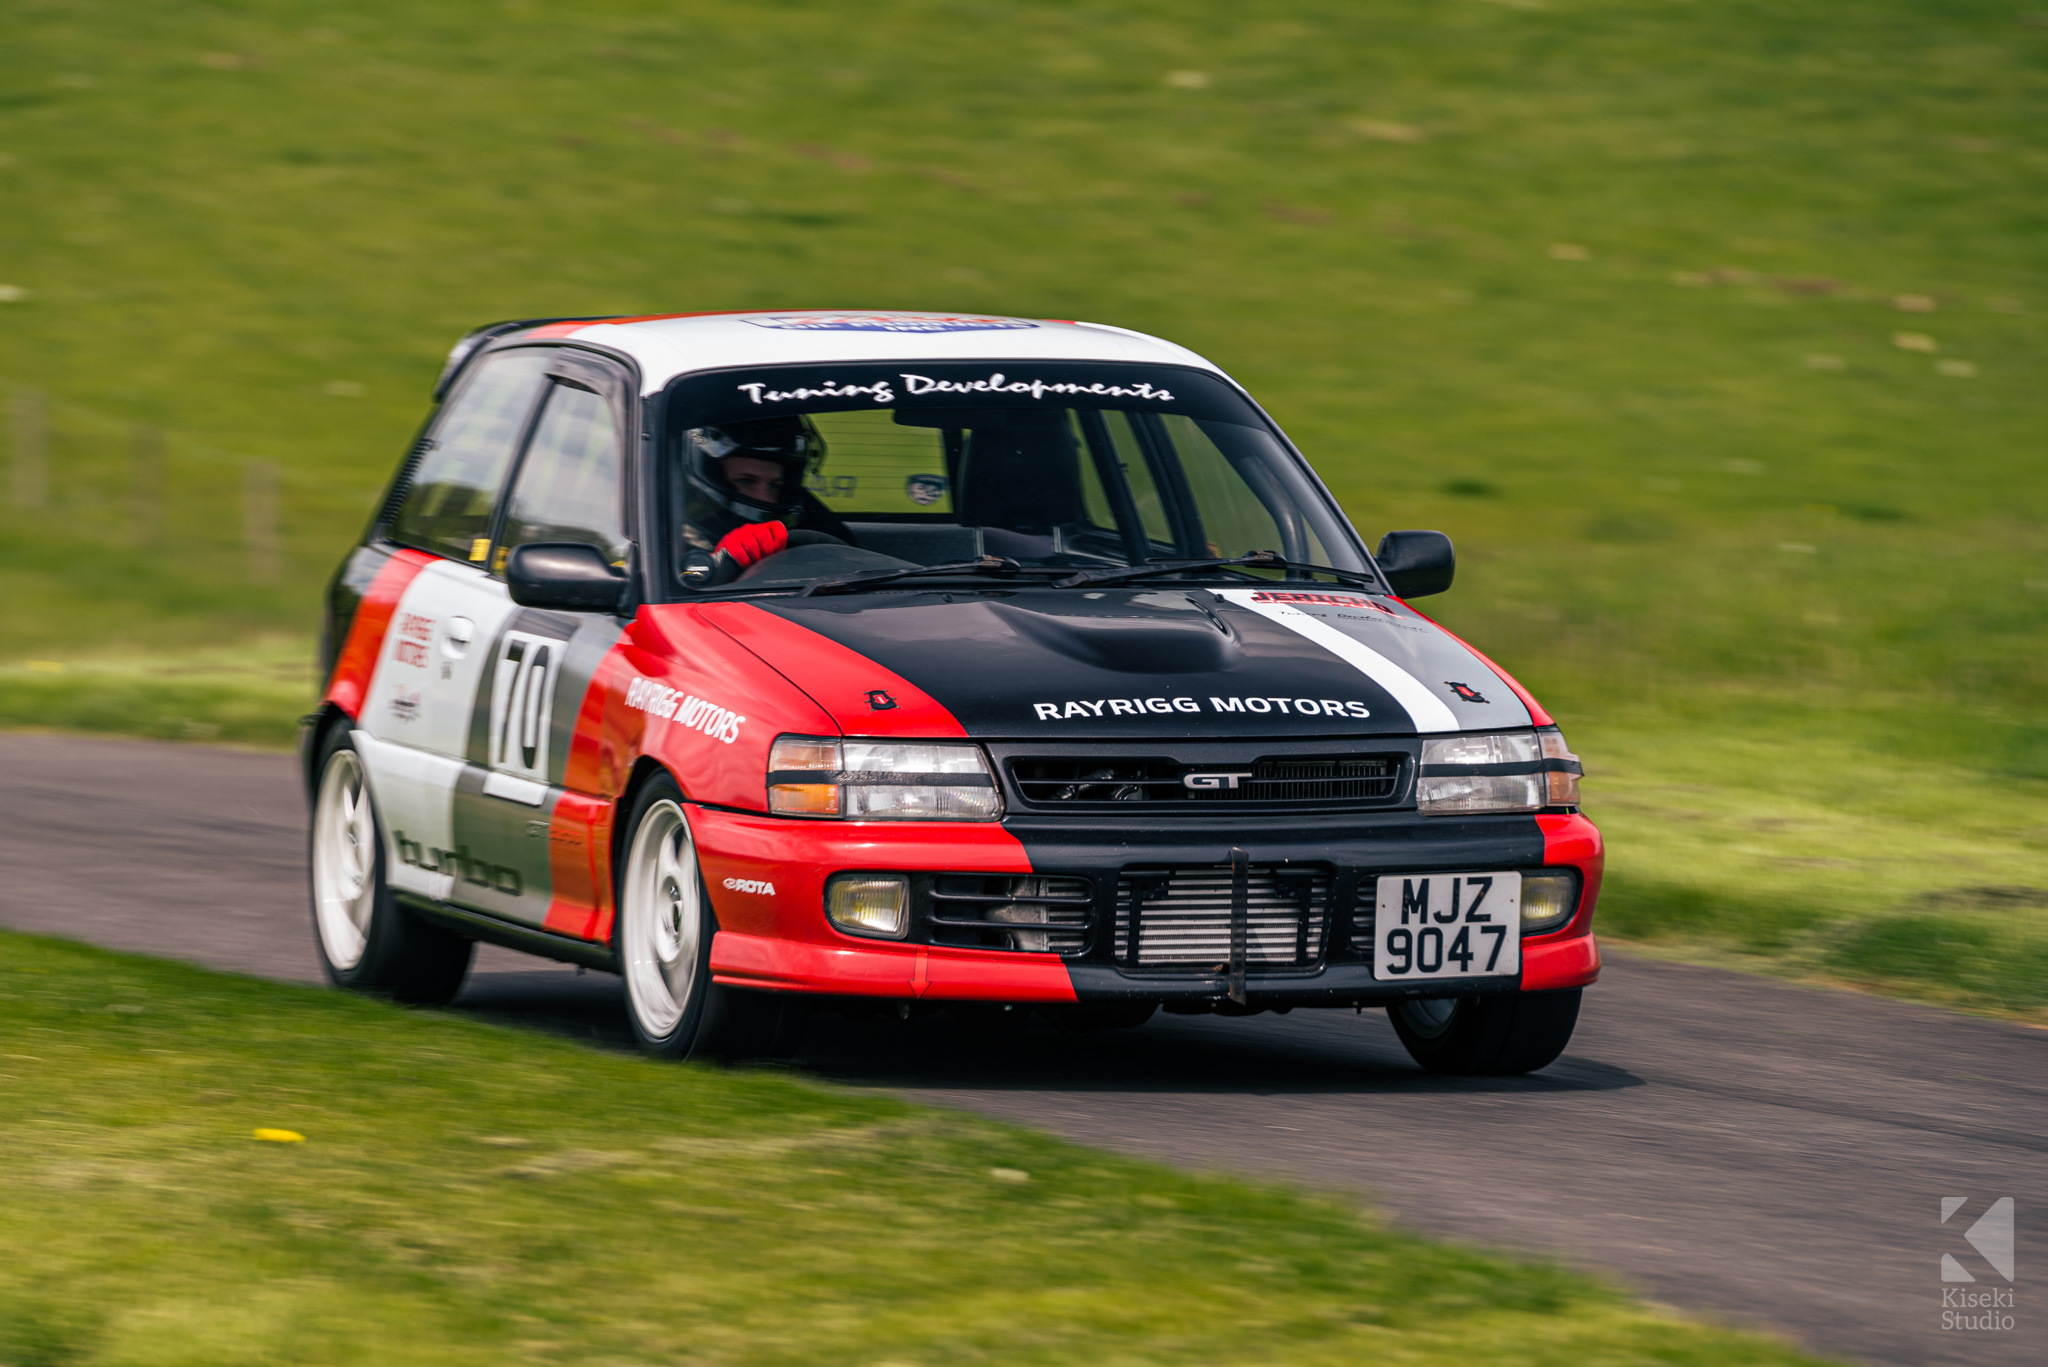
[714,520,789,568]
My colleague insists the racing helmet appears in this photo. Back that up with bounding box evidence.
[681,416,827,531]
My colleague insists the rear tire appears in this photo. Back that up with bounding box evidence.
[615,773,804,1062]
[308,725,474,1005]
[1387,989,1581,1075]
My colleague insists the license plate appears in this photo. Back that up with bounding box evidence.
[1372,872,1521,981]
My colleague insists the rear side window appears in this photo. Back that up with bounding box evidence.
[390,351,551,562]
[498,381,629,568]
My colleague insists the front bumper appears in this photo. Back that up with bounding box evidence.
[696,807,1603,1006]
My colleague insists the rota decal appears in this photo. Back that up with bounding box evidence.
[722,877,776,895]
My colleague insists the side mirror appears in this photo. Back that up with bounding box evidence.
[506,542,629,612]
[1375,530,1455,599]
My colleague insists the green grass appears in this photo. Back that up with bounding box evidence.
[0,928,1835,1367]
[0,638,314,747]
[2,0,2045,1012]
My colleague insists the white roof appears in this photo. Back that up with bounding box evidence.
[517,310,1224,395]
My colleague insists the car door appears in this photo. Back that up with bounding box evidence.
[355,348,554,908]
[443,355,636,934]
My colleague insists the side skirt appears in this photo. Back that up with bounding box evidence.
[396,891,619,974]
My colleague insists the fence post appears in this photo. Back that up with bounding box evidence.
[130,423,163,548]
[9,389,47,510]
[243,460,283,579]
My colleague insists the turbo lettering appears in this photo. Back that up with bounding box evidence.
[394,830,523,897]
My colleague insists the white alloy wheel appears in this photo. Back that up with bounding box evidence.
[1395,996,1460,1040]
[622,798,704,1041]
[312,747,379,971]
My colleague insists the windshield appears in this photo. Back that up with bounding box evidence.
[660,360,1369,592]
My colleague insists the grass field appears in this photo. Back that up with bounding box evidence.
[0,927,1835,1367]
[2,0,2045,1013]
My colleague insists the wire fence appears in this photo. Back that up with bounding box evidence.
[2,385,383,590]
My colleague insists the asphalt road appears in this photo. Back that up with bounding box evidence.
[1,731,2040,1366]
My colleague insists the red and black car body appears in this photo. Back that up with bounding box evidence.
[306,310,1601,1071]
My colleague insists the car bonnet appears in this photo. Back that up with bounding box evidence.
[703,586,1531,739]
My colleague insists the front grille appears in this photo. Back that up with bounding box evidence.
[1113,864,1331,972]
[1011,755,1401,807]
[1350,878,1376,970]
[922,874,1094,955]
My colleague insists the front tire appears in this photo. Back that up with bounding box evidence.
[1387,989,1581,1075]
[615,774,806,1061]
[308,725,473,1004]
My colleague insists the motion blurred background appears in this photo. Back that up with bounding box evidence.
[1,0,2042,1015]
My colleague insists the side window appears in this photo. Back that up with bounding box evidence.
[498,382,630,568]
[390,351,551,562]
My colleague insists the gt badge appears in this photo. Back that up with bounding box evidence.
[1445,681,1490,704]
[866,690,899,711]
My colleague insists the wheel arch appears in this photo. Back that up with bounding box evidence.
[300,702,357,803]
[610,755,690,922]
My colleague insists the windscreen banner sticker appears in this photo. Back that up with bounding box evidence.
[743,314,1039,333]
[1209,588,1473,734]
[900,372,1174,402]
[731,373,1177,407]
[737,378,897,406]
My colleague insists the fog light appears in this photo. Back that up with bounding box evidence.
[826,875,909,939]
[1519,870,1579,934]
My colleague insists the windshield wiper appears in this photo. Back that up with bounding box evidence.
[1055,552,1382,591]
[799,556,1068,597]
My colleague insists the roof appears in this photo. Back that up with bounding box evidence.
[502,310,1224,395]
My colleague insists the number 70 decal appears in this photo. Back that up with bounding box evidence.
[488,631,558,780]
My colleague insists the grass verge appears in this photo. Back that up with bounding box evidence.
[1576,698,2048,1022]
[0,928,1831,1367]
[0,639,313,749]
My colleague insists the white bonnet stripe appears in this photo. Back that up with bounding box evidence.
[1213,591,1462,733]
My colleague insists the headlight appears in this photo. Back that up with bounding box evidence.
[768,737,1002,821]
[825,874,909,938]
[1416,728,1582,815]
[1519,870,1580,934]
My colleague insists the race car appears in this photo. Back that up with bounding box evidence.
[305,309,1602,1074]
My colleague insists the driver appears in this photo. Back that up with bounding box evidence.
[678,416,855,577]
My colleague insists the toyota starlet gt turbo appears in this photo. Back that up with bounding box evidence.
[305,309,1602,1073]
